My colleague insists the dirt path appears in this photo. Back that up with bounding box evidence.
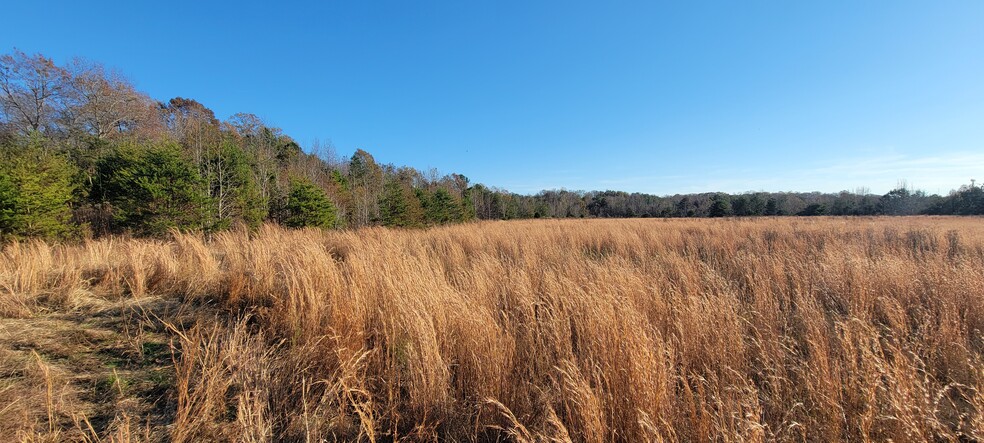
[0,296,185,442]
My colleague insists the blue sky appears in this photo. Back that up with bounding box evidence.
[4,1,983,195]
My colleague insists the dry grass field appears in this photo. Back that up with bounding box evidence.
[1,217,983,442]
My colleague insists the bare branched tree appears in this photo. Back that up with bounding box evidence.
[61,58,157,140]
[0,49,69,135]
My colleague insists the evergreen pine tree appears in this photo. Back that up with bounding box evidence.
[285,178,338,229]
[709,195,732,217]
[0,138,78,241]
[94,143,206,236]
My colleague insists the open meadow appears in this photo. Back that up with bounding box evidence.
[1,217,983,442]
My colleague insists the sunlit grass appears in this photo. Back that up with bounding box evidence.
[2,217,983,441]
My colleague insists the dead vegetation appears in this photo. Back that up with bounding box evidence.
[1,217,983,441]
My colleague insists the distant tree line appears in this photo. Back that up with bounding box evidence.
[476,184,979,220]
[1,50,981,242]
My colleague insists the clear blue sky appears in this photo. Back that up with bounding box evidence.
[4,1,983,195]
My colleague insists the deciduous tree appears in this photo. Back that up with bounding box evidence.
[0,50,69,135]
[62,59,159,140]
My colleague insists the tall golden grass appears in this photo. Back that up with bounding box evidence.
[2,217,983,441]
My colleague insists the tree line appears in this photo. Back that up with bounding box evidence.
[0,50,478,241]
[1,50,981,242]
[487,184,981,220]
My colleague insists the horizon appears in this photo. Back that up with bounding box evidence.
[3,1,983,196]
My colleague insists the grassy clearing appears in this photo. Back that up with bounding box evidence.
[1,217,983,441]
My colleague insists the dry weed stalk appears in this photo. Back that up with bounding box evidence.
[1,217,983,441]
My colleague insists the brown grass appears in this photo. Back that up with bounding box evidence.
[1,217,983,441]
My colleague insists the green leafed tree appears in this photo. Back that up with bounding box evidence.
[348,149,383,227]
[0,137,78,241]
[709,194,732,218]
[764,197,781,216]
[460,187,476,221]
[285,178,338,229]
[797,203,828,216]
[424,188,462,225]
[380,178,423,228]
[93,143,206,236]
[205,139,266,230]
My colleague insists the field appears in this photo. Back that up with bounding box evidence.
[1,217,982,442]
